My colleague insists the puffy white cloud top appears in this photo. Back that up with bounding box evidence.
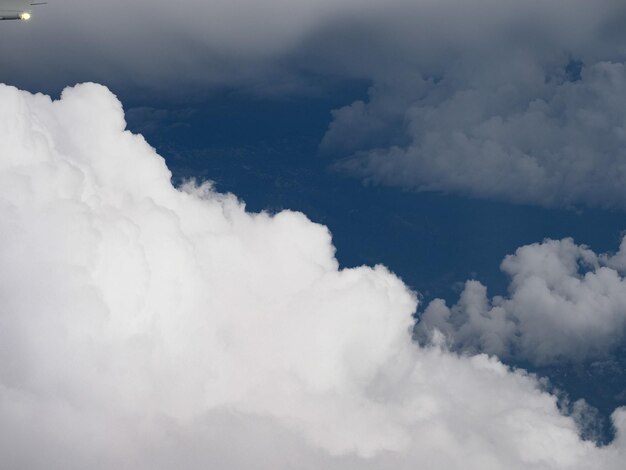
[1,82,626,468]
[418,238,626,365]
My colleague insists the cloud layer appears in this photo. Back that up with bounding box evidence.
[0,0,381,93]
[2,1,623,91]
[417,237,626,365]
[2,82,626,468]
[3,0,626,207]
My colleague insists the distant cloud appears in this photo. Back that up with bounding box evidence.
[329,61,626,208]
[2,82,626,469]
[0,0,383,93]
[322,0,626,209]
[4,0,626,209]
[417,237,626,365]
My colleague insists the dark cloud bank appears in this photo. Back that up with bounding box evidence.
[3,0,626,207]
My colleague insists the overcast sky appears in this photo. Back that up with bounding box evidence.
[1,0,624,91]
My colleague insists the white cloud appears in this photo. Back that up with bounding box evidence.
[1,82,626,468]
[417,237,626,365]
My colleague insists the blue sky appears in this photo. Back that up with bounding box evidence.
[123,86,625,301]
[2,0,626,467]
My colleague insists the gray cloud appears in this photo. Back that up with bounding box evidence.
[1,1,624,94]
[316,1,626,208]
[0,0,382,93]
[2,82,626,468]
[417,237,626,365]
[6,0,626,220]
[329,60,626,208]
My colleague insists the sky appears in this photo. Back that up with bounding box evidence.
[1,0,626,468]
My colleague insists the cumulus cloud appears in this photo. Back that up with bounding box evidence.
[330,60,626,208]
[417,237,626,365]
[317,0,626,208]
[2,82,626,468]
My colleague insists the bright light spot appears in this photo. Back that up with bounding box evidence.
[19,12,31,20]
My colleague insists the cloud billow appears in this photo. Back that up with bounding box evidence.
[417,237,626,365]
[315,0,626,209]
[329,61,626,208]
[2,82,626,468]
